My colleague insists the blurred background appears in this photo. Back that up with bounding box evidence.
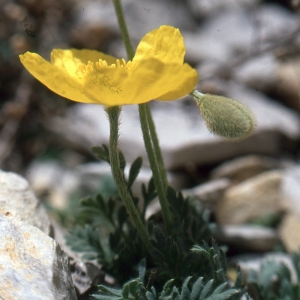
[1,0,300,255]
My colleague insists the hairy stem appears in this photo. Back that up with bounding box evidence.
[112,0,173,234]
[106,106,152,250]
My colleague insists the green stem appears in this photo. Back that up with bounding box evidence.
[106,106,152,250]
[138,104,173,235]
[112,0,173,235]
[112,0,135,60]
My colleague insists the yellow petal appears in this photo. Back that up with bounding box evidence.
[134,25,185,64]
[83,59,132,106]
[20,52,93,103]
[84,26,198,106]
[20,26,198,106]
[132,25,198,101]
[51,49,117,71]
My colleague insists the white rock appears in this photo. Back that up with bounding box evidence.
[74,0,195,46]
[233,54,278,90]
[26,161,80,210]
[51,220,104,295]
[214,224,278,252]
[278,214,300,253]
[0,215,77,300]
[0,169,52,236]
[230,252,298,284]
[183,178,230,210]
[186,0,259,19]
[47,84,300,171]
[254,4,299,42]
[184,31,232,64]
[282,164,300,216]
[211,155,282,183]
[77,161,188,199]
[214,170,283,225]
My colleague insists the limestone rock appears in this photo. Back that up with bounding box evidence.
[214,224,278,252]
[229,252,298,284]
[26,161,80,211]
[183,178,230,210]
[281,165,300,216]
[186,0,258,19]
[0,215,77,300]
[215,170,283,224]
[51,220,104,296]
[275,58,300,112]
[233,54,277,91]
[278,214,300,253]
[211,155,282,183]
[47,85,300,170]
[78,161,188,199]
[0,169,52,236]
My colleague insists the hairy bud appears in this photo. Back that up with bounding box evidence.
[192,90,256,140]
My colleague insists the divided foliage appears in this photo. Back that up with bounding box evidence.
[66,144,217,287]
[246,252,300,300]
[65,144,300,299]
[92,259,244,300]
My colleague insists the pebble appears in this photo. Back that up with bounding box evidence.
[214,224,278,252]
[210,155,282,183]
[215,170,283,225]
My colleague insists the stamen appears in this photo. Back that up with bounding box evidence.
[97,59,108,68]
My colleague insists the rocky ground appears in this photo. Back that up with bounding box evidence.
[1,0,300,299]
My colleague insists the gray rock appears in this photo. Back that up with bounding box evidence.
[47,83,300,171]
[254,4,299,43]
[233,54,278,90]
[230,252,298,284]
[51,220,104,295]
[26,161,80,211]
[282,165,300,216]
[183,178,230,210]
[184,31,232,65]
[186,0,259,19]
[0,169,53,236]
[278,214,300,253]
[274,58,300,112]
[0,215,77,300]
[78,161,188,198]
[214,170,283,225]
[211,155,282,183]
[73,0,195,56]
[214,224,278,252]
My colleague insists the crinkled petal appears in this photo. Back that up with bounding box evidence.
[83,61,132,106]
[84,26,198,106]
[130,25,198,101]
[51,49,118,71]
[20,52,93,103]
[20,26,198,106]
[126,59,198,102]
[134,25,185,64]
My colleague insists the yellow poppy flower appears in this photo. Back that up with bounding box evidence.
[19,25,198,106]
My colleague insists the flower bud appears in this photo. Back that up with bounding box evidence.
[192,90,256,140]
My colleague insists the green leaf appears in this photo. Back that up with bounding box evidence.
[119,150,126,171]
[190,277,204,300]
[200,279,213,299]
[92,144,110,163]
[181,277,192,300]
[138,259,146,282]
[128,157,143,189]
